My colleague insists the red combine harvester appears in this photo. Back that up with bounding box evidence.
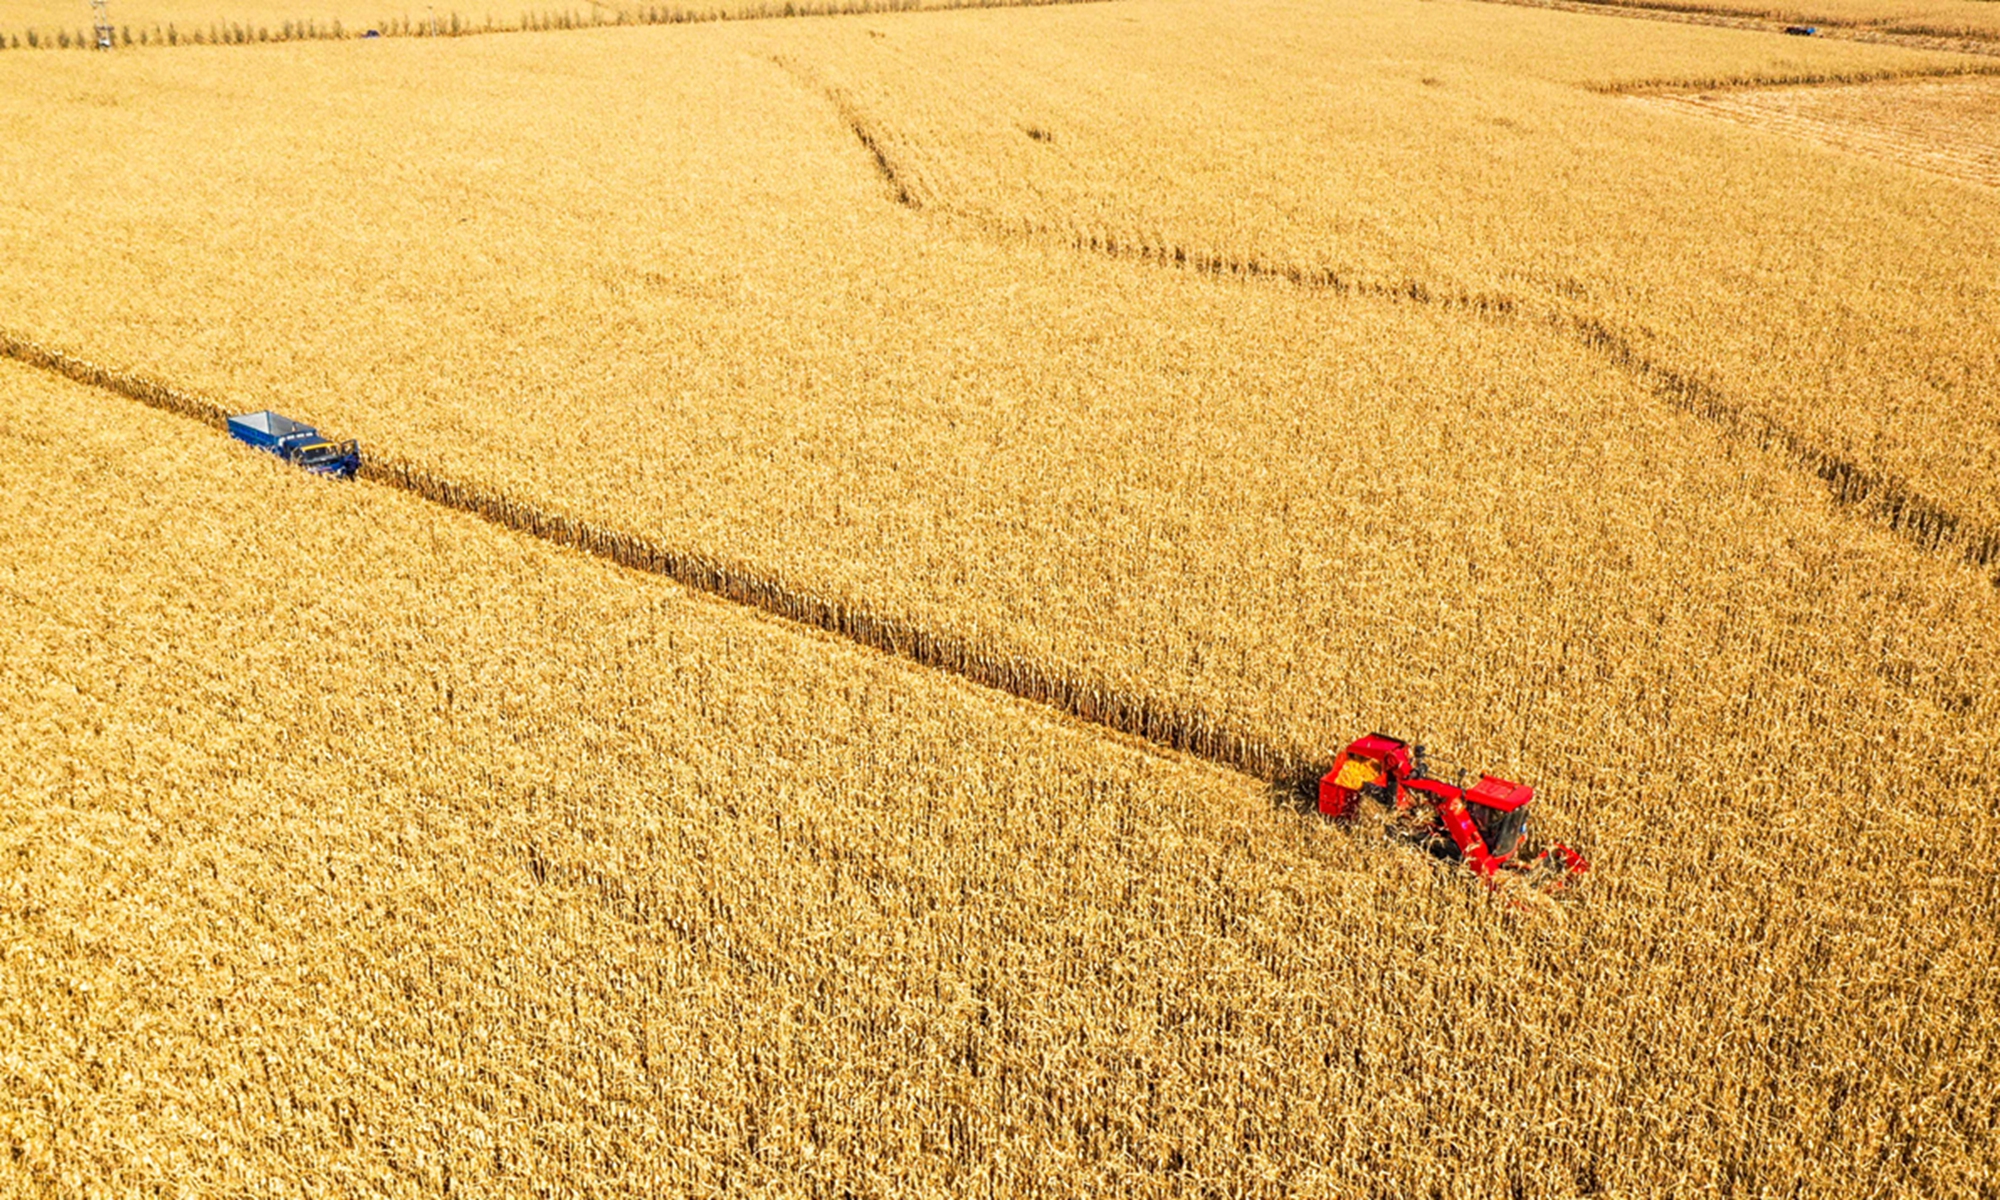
[1320,733,1589,890]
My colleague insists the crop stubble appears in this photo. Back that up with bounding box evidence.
[1634,72,2000,188]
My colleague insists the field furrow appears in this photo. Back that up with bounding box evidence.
[783,64,2000,579]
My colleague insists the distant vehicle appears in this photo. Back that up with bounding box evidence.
[1784,24,1817,34]
[227,411,361,478]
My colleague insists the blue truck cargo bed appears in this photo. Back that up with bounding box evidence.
[227,410,317,447]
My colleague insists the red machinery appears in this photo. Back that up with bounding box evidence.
[1320,733,1589,889]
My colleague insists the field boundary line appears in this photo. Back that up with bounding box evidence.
[0,0,1114,53]
[1597,61,2000,94]
[778,68,2000,585]
[1455,0,2000,59]
[0,328,1324,793]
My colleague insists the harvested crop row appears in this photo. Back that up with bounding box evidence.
[1632,73,2000,188]
[0,16,1990,813]
[0,0,1107,52]
[764,0,2000,530]
[779,59,2000,576]
[0,356,1312,1195]
[0,330,1319,784]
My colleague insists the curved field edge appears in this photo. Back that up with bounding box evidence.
[1463,0,2000,55]
[777,65,2000,583]
[745,0,2000,539]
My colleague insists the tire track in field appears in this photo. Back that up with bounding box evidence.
[0,329,1325,795]
[782,63,2000,586]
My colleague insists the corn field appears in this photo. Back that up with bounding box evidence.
[0,0,1102,50]
[1472,0,2000,45]
[2,0,1998,1194]
[1634,73,2000,189]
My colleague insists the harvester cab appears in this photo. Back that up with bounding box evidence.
[1462,776,1531,860]
[1319,732,1588,891]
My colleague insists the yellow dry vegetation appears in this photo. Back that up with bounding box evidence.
[1498,0,2000,41]
[762,0,2000,529]
[0,351,1974,1197]
[0,358,1281,1193]
[1,0,1998,1193]
[6,0,455,40]
[1636,72,2000,187]
[0,0,1064,51]
[2,3,1997,768]
[4,321,1998,1196]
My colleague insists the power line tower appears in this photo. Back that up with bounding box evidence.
[91,0,114,47]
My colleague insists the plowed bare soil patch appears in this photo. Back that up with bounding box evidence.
[1639,74,2000,188]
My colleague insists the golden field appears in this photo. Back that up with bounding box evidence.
[1,3,1996,747]
[1502,0,2000,42]
[2,0,1999,1193]
[4,285,1997,1198]
[0,0,1065,50]
[11,0,1998,49]
[758,0,2000,526]
[1636,73,2000,188]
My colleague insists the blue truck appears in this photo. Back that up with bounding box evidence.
[227,411,361,478]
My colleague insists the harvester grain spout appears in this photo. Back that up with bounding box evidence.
[1320,732,1589,890]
